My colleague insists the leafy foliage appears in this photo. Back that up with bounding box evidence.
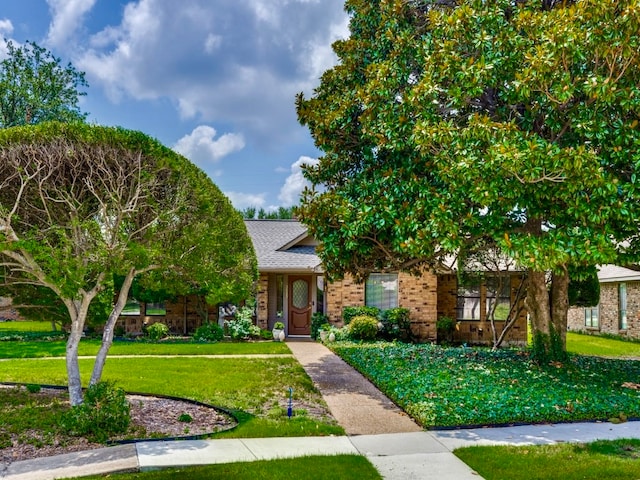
[146,322,169,341]
[0,40,88,127]
[347,315,379,340]
[342,306,379,325]
[311,313,329,340]
[568,266,600,307]
[225,307,256,340]
[332,342,640,428]
[193,322,224,342]
[380,307,411,341]
[296,0,640,360]
[60,381,130,442]
[0,122,257,404]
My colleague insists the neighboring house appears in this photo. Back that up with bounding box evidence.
[568,265,640,339]
[248,220,528,345]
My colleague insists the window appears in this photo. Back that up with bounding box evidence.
[366,273,398,310]
[619,283,627,330]
[276,274,284,318]
[316,276,325,314]
[145,302,166,316]
[486,276,511,321]
[457,279,481,321]
[121,298,140,316]
[585,306,599,328]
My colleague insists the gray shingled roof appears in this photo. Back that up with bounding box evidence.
[244,220,323,273]
[597,265,640,283]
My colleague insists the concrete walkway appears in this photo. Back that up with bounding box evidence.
[3,341,640,480]
[286,340,422,435]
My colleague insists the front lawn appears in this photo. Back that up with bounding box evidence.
[0,353,343,443]
[455,439,640,480]
[567,332,640,358]
[0,338,291,359]
[74,455,382,480]
[331,342,640,428]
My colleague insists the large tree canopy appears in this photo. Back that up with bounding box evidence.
[0,40,88,127]
[296,0,640,360]
[0,122,257,404]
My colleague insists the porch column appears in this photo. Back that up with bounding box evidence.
[256,273,269,329]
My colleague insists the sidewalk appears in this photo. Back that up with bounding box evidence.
[3,341,640,480]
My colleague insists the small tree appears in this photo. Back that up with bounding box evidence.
[0,40,88,127]
[0,122,257,405]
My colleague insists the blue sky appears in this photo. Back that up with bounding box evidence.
[0,1,349,211]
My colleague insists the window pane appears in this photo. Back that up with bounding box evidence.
[292,279,309,309]
[316,276,325,314]
[366,274,398,310]
[276,275,284,318]
[457,280,481,321]
[619,283,627,330]
[122,298,140,316]
[486,276,511,321]
[145,302,166,316]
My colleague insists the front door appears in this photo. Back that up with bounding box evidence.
[288,275,312,335]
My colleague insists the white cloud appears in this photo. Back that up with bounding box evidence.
[225,191,267,210]
[0,21,15,59]
[46,0,97,48]
[73,0,348,145]
[172,125,245,165]
[0,19,14,36]
[278,156,317,206]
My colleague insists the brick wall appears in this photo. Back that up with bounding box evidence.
[116,294,217,335]
[256,273,269,329]
[398,271,437,341]
[325,276,364,325]
[325,271,438,341]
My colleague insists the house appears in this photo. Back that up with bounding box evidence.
[567,265,639,339]
[248,219,528,344]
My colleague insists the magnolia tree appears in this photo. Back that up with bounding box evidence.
[296,0,640,361]
[0,122,257,405]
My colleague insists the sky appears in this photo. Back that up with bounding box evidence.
[0,0,350,211]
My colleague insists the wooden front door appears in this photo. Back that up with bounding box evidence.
[288,275,312,335]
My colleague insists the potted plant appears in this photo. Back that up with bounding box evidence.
[272,321,285,342]
[319,323,332,342]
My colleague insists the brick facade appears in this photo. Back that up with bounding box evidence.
[256,273,269,329]
[325,271,438,341]
[115,295,217,335]
[568,281,640,339]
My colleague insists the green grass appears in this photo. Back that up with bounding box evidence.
[0,356,342,438]
[0,339,291,359]
[0,320,54,332]
[455,439,640,480]
[332,342,640,428]
[567,332,640,358]
[72,455,382,480]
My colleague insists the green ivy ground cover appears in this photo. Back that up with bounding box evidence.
[332,342,640,428]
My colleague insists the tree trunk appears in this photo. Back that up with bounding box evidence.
[65,297,92,406]
[550,266,569,352]
[526,268,569,363]
[90,268,136,386]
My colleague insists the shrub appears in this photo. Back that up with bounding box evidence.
[225,306,255,340]
[311,313,329,340]
[342,306,379,325]
[146,322,169,341]
[60,381,130,442]
[347,315,379,340]
[178,413,193,423]
[193,322,224,342]
[436,316,456,344]
[381,308,411,341]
